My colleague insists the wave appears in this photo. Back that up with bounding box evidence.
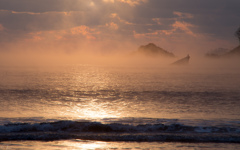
[0,120,240,143]
[1,89,238,97]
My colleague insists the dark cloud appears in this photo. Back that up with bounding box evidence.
[0,0,239,50]
[0,0,133,31]
[131,0,240,39]
[0,0,91,12]
[0,11,66,31]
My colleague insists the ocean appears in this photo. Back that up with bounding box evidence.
[0,62,240,149]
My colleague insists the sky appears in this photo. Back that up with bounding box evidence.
[0,0,240,63]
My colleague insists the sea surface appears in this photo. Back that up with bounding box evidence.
[0,63,240,149]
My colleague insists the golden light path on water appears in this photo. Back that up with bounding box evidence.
[1,62,240,149]
[33,64,162,120]
[62,65,122,119]
[2,59,240,121]
[1,140,240,149]
[2,62,239,121]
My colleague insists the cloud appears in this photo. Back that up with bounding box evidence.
[0,0,93,13]
[102,0,148,6]
[0,10,72,32]
[152,18,162,25]
[118,0,148,6]
[0,0,240,55]
[134,10,197,38]
[172,21,196,36]
[133,21,196,39]
[134,0,240,37]
[110,13,133,25]
[70,25,97,39]
[25,25,100,43]
[173,11,193,19]
[106,22,119,30]
[103,0,115,3]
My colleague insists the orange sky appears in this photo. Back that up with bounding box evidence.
[0,0,240,63]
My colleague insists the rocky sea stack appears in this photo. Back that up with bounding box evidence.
[171,55,190,65]
[136,43,175,58]
[225,45,240,57]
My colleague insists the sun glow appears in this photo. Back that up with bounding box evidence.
[81,108,119,119]
[103,0,115,3]
[58,140,108,149]
[90,1,95,6]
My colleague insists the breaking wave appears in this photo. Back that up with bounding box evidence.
[0,119,240,143]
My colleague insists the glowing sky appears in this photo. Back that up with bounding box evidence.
[0,0,240,55]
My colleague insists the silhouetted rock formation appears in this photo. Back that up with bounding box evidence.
[235,26,240,44]
[136,43,175,57]
[206,27,240,59]
[225,45,240,57]
[205,48,229,58]
[206,45,240,58]
[171,55,190,65]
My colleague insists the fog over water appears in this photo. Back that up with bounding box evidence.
[1,46,240,72]
[1,46,240,149]
[1,0,240,149]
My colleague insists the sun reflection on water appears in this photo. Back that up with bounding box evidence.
[74,100,120,119]
[72,140,107,150]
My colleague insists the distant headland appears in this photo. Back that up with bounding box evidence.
[206,45,240,58]
[133,43,175,58]
[206,26,240,59]
[131,43,191,65]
